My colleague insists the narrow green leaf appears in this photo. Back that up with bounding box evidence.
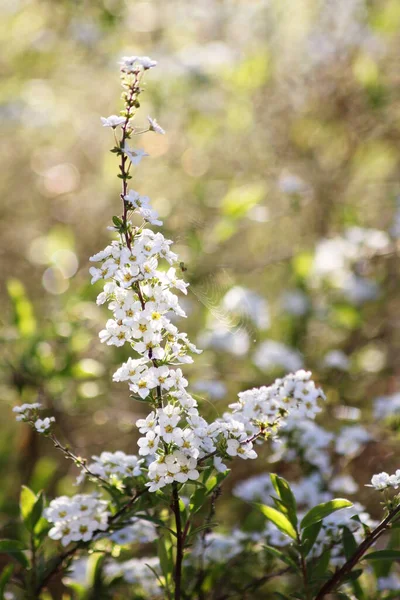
[264,545,299,570]
[0,564,14,600]
[270,474,297,517]
[189,488,207,514]
[363,550,400,561]
[256,504,297,540]
[301,521,322,556]
[187,523,218,539]
[300,499,353,530]
[0,540,27,552]
[5,550,29,569]
[112,216,123,228]
[308,548,331,582]
[20,486,38,532]
[157,535,172,581]
[342,527,357,560]
[30,492,44,532]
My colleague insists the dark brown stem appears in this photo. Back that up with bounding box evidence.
[172,483,183,600]
[315,502,400,599]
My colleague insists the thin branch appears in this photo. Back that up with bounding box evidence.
[216,567,291,600]
[315,502,400,599]
[48,433,110,488]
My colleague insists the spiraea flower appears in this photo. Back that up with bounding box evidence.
[101,115,126,128]
[44,494,110,547]
[13,403,43,422]
[147,116,165,135]
[34,417,55,433]
[367,471,400,491]
[77,451,144,485]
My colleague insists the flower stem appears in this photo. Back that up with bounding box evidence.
[315,502,400,599]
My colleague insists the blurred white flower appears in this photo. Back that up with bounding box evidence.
[254,340,302,372]
[100,115,125,128]
[147,116,165,135]
[322,350,350,371]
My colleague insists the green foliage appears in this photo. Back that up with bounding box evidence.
[300,500,353,530]
[256,504,297,540]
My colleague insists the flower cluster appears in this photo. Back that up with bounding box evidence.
[367,470,400,491]
[13,403,55,433]
[227,370,325,437]
[109,517,158,545]
[44,494,110,546]
[105,556,161,596]
[89,58,329,494]
[77,451,144,485]
[310,227,390,305]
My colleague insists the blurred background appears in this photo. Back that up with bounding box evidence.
[2,0,400,551]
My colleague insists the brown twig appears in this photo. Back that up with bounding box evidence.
[315,502,400,599]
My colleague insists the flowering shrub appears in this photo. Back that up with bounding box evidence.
[5,56,400,600]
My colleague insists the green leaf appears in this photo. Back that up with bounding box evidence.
[301,521,322,556]
[256,504,297,540]
[342,527,357,560]
[343,569,363,582]
[187,522,218,540]
[270,474,297,519]
[0,540,27,552]
[30,492,44,532]
[157,534,173,582]
[308,548,331,582]
[0,565,14,600]
[363,550,400,561]
[20,487,43,532]
[264,545,299,570]
[112,216,123,228]
[300,499,353,530]
[189,488,207,514]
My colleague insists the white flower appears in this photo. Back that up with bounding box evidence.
[109,518,157,545]
[101,115,125,128]
[174,452,199,483]
[367,472,390,490]
[79,451,144,484]
[123,144,149,165]
[34,417,55,433]
[226,439,257,460]
[136,411,158,434]
[138,431,160,456]
[45,494,110,547]
[120,56,157,72]
[13,403,42,421]
[148,116,165,135]
[214,456,228,472]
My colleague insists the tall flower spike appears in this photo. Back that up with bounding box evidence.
[89,57,326,493]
